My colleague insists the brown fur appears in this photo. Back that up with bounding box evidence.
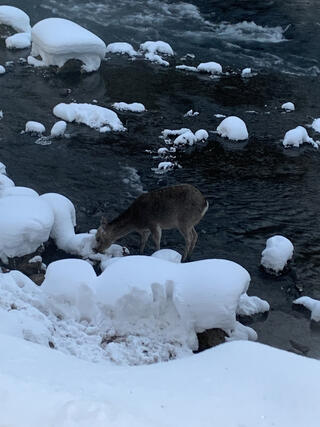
[95,184,208,261]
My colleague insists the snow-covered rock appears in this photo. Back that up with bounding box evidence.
[144,52,169,66]
[157,161,174,171]
[0,196,54,262]
[25,121,46,135]
[5,32,31,49]
[106,42,138,57]
[217,116,249,141]
[261,235,294,274]
[112,102,146,113]
[173,130,197,146]
[50,121,67,137]
[311,118,320,132]
[241,67,252,77]
[53,103,125,132]
[283,126,317,148]
[0,65,6,74]
[28,18,106,72]
[197,61,222,74]
[152,249,182,263]
[237,293,270,316]
[140,41,174,56]
[195,129,209,141]
[184,109,199,117]
[0,5,31,33]
[281,102,295,112]
[293,296,320,322]
[162,128,190,139]
[176,64,198,72]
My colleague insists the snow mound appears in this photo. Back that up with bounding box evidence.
[281,102,295,111]
[217,116,249,141]
[0,5,31,33]
[50,120,67,137]
[25,121,46,135]
[197,61,222,74]
[0,186,39,198]
[311,118,320,132]
[283,126,317,148]
[293,296,320,322]
[53,103,125,132]
[195,129,209,141]
[106,42,138,57]
[0,174,14,189]
[0,65,6,74]
[28,18,106,72]
[241,67,252,77]
[237,293,270,316]
[144,52,169,66]
[261,235,294,274]
[163,128,208,146]
[152,249,182,263]
[112,102,145,112]
[0,196,54,262]
[140,40,174,56]
[5,32,31,49]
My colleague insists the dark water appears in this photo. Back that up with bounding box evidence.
[1,0,320,357]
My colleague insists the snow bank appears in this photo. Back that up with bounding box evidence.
[281,102,295,111]
[53,103,125,132]
[283,126,317,148]
[50,120,67,137]
[94,255,251,334]
[5,32,31,49]
[261,235,294,273]
[217,116,249,141]
[197,61,222,74]
[106,42,138,57]
[112,102,145,113]
[311,118,320,132]
[25,121,46,135]
[28,18,106,72]
[0,196,54,262]
[293,296,320,322]
[0,5,31,33]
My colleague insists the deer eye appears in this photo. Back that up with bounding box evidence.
[96,236,101,243]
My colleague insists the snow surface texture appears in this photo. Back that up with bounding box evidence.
[281,102,295,111]
[283,126,318,148]
[293,296,320,322]
[261,235,294,274]
[0,5,31,33]
[217,116,249,141]
[28,18,106,72]
[5,32,31,49]
[237,293,270,316]
[106,42,138,57]
[312,118,320,132]
[197,61,222,74]
[0,335,319,427]
[152,249,182,263]
[53,103,125,132]
[112,102,145,112]
[25,121,45,135]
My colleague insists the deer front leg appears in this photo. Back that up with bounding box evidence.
[188,227,198,259]
[178,226,193,262]
[139,230,151,254]
[150,225,162,252]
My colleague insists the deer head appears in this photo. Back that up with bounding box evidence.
[94,217,114,253]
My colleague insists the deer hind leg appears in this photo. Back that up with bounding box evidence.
[188,227,198,258]
[178,226,193,262]
[139,230,151,254]
[150,224,162,251]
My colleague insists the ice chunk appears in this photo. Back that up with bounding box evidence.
[283,126,317,148]
[53,103,125,132]
[197,61,222,74]
[281,102,295,111]
[261,235,294,273]
[29,18,106,72]
[112,102,145,112]
[5,32,31,49]
[106,42,138,57]
[0,5,31,33]
[217,116,249,141]
[50,121,67,137]
[25,121,46,135]
[293,296,320,322]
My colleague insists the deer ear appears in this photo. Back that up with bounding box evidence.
[100,216,108,227]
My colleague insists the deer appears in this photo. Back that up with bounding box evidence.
[94,183,209,262]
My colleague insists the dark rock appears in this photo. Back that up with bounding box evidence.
[30,273,45,286]
[196,328,228,352]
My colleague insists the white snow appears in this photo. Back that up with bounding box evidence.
[197,61,222,74]
[152,249,182,263]
[0,65,6,74]
[144,52,169,67]
[106,42,138,57]
[25,121,46,135]
[283,126,317,148]
[281,102,295,111]
[53,103,125,132]
[50,120,67,137]
[0,196,54,263]
[28,18,106,72]
[162,128,208,146]
[173,130,197,146]
[157,161,174,171]
[184,109,199,117]
[140,40,174,56]
[311,118,320,132]
[162,128,191,139]
[217,116,249,141]
[0,161,6,174]
[261,235,294,273]
[5,32,31,49]
[241,67,252,77]
[194,129,209,141]
[176,64,198,72]
[112,102,146,113]
[237,293,270,316]
[0,186,39,198]
[293,296,320,322]
[0,174,14,189]
[0,5,31,33]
